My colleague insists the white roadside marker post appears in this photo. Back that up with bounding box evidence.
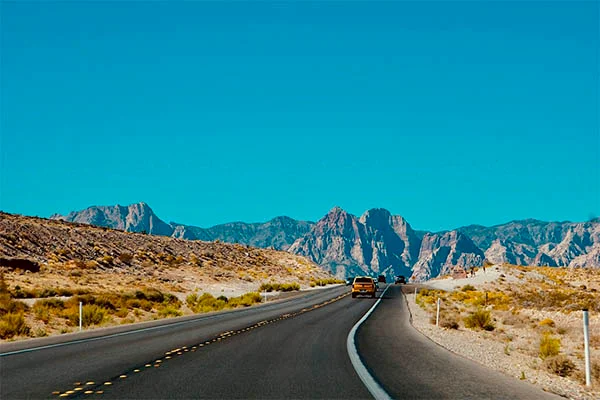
[79,301,82,332]
[436,298,441,328]
[414,287,417,303]
[583,309,591,387]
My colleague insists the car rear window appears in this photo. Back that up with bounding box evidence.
[354,277,373,283]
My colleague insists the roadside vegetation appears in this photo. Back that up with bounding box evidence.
[0,272,30,339]
[186,292,262,313]
[1,284,184,339]
[310,278,344,287]
[415,264,600,389]
[259,282,300,292]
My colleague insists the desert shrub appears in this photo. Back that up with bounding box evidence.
[228,292,262,308]
[0,312,30,339]
[462,284,476,292]
[217,295,228,302]
[158,305,182,318]
[187,293,225,313]
[539,318,555,328]
[0,274,27,318]
[62,304,107,327]
[118,252,134,264]
[539,333,561,359]
[101,255,114,265]
[32,299,64,323]
[416,289,446,307]
[439,313,460,329]
[310,278,344,287]
[135,288,165,303]
[82,304,106,326]
[501,311,529,327]
[464,309,495,331]
[543,355,575,377]
[259,282,300,292]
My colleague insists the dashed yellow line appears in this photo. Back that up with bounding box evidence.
[52,292,348,399]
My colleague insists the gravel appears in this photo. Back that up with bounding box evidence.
[405,293,599,400]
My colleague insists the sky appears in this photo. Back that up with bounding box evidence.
[1,1,598,232]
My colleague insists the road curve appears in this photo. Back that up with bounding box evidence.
[1,284,561,399]
[356,284,559,399]
[1,286,374,399]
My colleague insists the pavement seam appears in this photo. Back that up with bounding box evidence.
[346,285,393,400]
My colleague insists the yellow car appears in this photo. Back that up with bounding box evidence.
[351,276,376,298]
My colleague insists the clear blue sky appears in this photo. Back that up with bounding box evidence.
[1,1,598,232]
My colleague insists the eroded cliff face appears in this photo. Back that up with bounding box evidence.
[289,207,422,279]
[52,203,600,281]
[410,231,485,281]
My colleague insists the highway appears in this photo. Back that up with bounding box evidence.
[0,285,557,399]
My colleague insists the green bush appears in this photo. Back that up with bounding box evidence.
[0,312,30,339]
[464,309,495,331]
[461,284,476,292]
[539,333,561,359]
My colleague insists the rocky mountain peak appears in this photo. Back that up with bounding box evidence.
[359,208,392,227]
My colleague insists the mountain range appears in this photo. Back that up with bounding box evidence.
[51,202,600,280]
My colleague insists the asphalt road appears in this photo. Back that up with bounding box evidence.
[1,286,364,399]
[1,284,559,399]
[357,284,557,399]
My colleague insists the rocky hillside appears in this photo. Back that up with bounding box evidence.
[289,207,484,281]
[0,212,333,293]
[410,231,484,282]
[288,207,421,279]
[459,219,600,268]
[52,203,313,251]
[50,203,600,281]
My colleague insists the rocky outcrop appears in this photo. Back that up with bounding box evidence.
[171,216,313,250]
[410,231,484,282]
[50,203,600,280]
[461,219,600,269]
[52,202,174,236]
[289,207,423,279]
[52,203,313,251]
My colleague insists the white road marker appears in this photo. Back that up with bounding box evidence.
[347,285,393,400]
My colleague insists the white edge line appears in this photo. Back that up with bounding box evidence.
[0,313,223,357]
[1,286,346,357]
[346,284,393,400]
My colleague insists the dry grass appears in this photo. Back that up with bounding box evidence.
[418,263,600,393]
[0,212,338,341]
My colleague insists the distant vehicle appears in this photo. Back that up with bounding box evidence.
[395,275,406,284]
[377,275,386,283]
[351,276,376,298]
[345,277,354,286]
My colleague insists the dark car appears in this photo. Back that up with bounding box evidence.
[345,277,355,286]
[377,275,386,283]
[395,275,406,284]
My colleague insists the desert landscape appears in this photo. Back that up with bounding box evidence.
[411,263,600,399]
[0,212,340,340]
